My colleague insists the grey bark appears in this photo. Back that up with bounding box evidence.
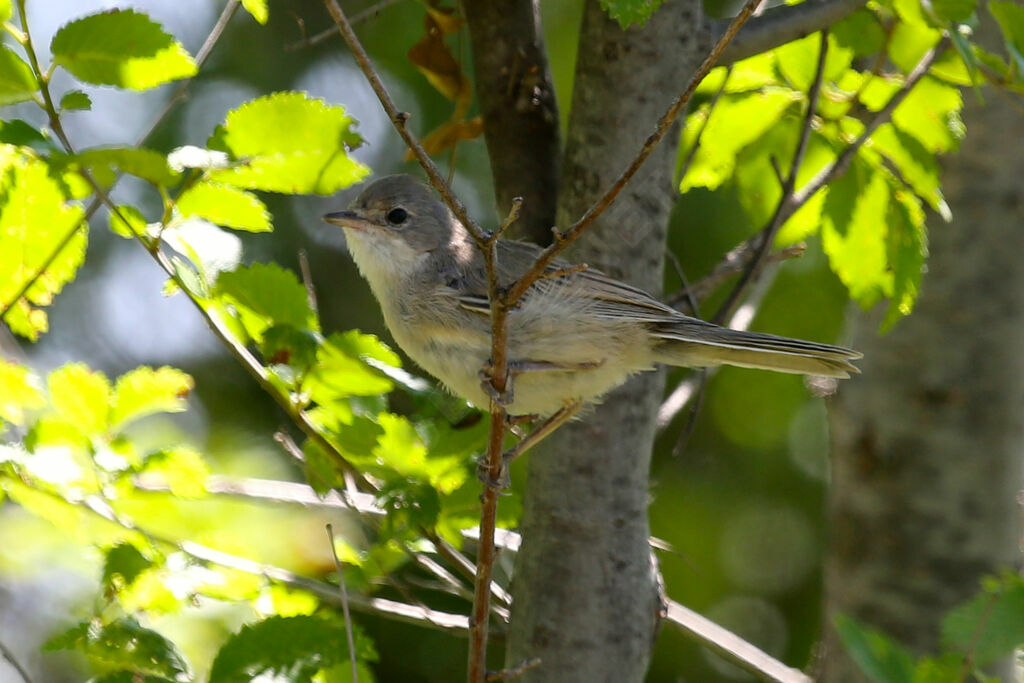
[505,1,703,680]
[821,28,1024,680]
[462,0,561,244]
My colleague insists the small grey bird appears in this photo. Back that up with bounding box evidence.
[324,175,860,417]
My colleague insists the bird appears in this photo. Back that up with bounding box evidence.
[324,174,860,418]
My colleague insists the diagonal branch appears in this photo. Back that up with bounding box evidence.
[716,0,868,66]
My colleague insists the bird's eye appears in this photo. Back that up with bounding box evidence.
[386,207,408,225]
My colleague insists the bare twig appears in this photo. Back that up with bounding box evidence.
[485,658,542,681]
[287,0,405,51]
[665,243,805,307]
[504,0,767,307]
[298,249,319,315]
[665,600,813,683]
[326,524,360,683]
[713,30,829,325]
[0,638,32,683]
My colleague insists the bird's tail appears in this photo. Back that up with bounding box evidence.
[651,320,861,378]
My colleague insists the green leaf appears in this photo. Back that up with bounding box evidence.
[0,149,86,341]
[108,204,149,238]
[74,147,180,187]
[176,182,271,232]
[912,653,964,683]
[47,363,111,438]
[0,360,44,426]
[262,324,320,372]
[208,92,369,195]
[776,33,853,93]
[241,0,269,24]
[989,0,1024,76]
[0,120,52,153]
[102,542,154,592]
[821,165,891,308]
[44,617,191,679]
[50,9,197,90]
[834,614,915,683]
[869,123,949,219]
[888,18,942,73]
[0,0,10,22]
[306,332,396,401]
[208,615,376,683]
[882,190,927,329]
[139,445,209,498]
[832,8,886,57]
[0,45,37,105]
[110,366,193,429]
[215,263,317,341]
[597,0,667,27]
[941,574,1024,666]
[892,76,964,153]
[680,88,799,191]
[59,89,92,111]
[931,0,977,24]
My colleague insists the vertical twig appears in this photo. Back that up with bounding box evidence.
[0,639,32,683]
[326,524,360,683]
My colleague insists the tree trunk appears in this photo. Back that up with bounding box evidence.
[821,26,1024,679]
[505,2,703,680]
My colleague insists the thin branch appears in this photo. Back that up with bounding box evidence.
[485,658,542,682]
[287,0,405,51]
[717,0,868,66]
[326,525,360,683]
[503,0,766,307]
[0,638,32,683]
[665,243,805,307]
[712,30,829,325]
[665,599,813,683]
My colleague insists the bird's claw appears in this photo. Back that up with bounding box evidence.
[476,454,512,492]
[478,363,514,407]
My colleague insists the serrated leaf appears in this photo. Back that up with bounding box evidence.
[882,190,927,329]
[0,360,44,426]
[834,614,915,683]
[598,0,667,27]
[261,324,319,371]
[108,204,149,238]
[47,363,111,438]
[140,445,209,498]
[0,149,86,341]
[59,89,92,111]
[215,263,317,340]
[241,0,269,24]
[680,88,799,191]
[0,45,38,105]
[44,617,191,679]
[74,147,179,186]
[176,182,271,232]
[870,123,948,218]
[892,76,964,153]
[50,9,197,90]
[102,542,154,592]
[208,615,375,683]
[941,574,1024,666]
[110,366,193,429]
[306,332,396,402]
[208,92,369,195]
[822,166,891,308]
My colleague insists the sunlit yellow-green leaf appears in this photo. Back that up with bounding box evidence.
[0,148,86,340]
[140,445,209,498]
[208,92,369,195]
[882,190,927,330]
[74,147,180,186]
[0,45,38,105]
[822,168,891,307]
[989,0,1024,76]
[870,123,950,219]
[680,88,799,191]
[108,204,149,238]
[176,182,271,232]
[110,366,194,430]
[47,363,111,438]
[0,0,11,22]
[892,76,964,153]
[306,332,396,402]
[0,360,44,426]
[241,0,269,24]
[776,33,852,93]
[215,263,317,342]
[50,9,197,90]
[888,18,942,73]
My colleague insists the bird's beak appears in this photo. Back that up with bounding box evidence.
[323,210,378,232]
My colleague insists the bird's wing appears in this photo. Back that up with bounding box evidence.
[453,240,685,324]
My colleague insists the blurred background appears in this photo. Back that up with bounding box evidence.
[0,0,853,680]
